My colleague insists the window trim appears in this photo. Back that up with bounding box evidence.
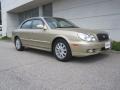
[20,18,45,29]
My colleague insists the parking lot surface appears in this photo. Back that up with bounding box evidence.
[0,41,120,90]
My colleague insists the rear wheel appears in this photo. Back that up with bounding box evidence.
[53,39,72,61]
[15,37,24,51]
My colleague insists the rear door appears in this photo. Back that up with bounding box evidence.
[19,20,34,46]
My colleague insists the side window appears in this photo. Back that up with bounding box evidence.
[21,20,32,29]
[32,19,44,29]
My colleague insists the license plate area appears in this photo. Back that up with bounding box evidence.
[105,41,111,49]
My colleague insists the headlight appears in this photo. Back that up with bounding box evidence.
[78,33,96,42]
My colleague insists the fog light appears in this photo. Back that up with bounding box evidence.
[87,49,95,53]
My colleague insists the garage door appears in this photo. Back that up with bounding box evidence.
[18,7,39,23]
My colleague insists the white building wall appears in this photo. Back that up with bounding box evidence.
[1,0,120,41]
[1,0,33,36]
[6,13,19,36]
[53,0,120,41]
[1,0,33,12]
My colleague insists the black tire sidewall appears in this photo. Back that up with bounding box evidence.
[15,38,24,51]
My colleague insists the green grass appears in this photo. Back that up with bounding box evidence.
[112,41,120,51]
[0,36,11,40]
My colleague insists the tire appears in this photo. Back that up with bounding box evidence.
[15,37,24,51]
[53,39,72,61]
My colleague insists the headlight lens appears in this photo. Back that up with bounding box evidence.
[78,33,96,42]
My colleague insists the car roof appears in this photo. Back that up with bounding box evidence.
[24,16,63,21]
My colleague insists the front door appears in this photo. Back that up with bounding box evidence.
[31,19,51,50]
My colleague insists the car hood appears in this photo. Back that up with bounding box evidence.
[55,28,107,34]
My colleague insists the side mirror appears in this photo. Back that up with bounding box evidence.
[36,24,44,29]
[36,24,47,30]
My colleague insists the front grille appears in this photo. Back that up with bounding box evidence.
[97,33,109,42]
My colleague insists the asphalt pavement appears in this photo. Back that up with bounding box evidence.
[0,41,120,90]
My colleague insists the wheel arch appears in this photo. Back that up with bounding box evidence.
[51,36,70,53]
[14,36,19,42]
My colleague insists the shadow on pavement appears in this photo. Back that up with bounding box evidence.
[70,53,110,63]
[25,48,53,57]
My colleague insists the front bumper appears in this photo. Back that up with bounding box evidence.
[70,40,111,57]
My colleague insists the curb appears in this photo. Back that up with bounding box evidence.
[110,50,120,54]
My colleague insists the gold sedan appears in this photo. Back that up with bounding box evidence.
[12,17,111,61]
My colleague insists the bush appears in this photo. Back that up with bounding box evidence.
[112,41,120,51]
[0,36,11,40]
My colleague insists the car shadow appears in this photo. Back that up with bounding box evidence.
[70,53,110,63]
[25,48,110,63]
[25,48,53,58]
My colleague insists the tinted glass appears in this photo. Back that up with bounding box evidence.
[44,18,78,29]
[21,20,32,29]
[32,19,43,29]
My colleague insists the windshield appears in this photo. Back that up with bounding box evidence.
[44,17,79,29]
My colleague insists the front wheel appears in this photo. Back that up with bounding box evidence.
[53,39,72,62]
[15,37,24,51]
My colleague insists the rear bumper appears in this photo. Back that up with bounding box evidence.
[70,40,111,57]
